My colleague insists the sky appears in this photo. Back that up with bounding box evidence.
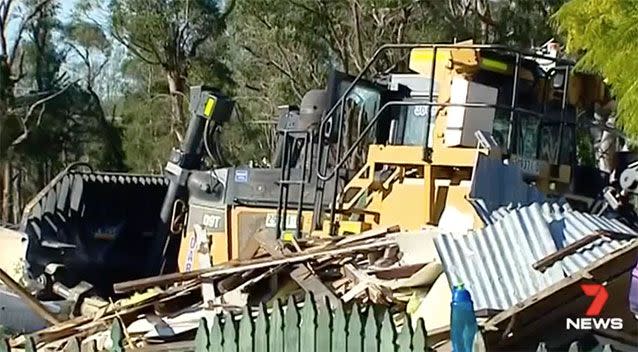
[60,0,77,22]
[6,0,77,43]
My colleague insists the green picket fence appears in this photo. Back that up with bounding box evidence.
[191,295,428,352]
[0,294,426,352]
[0,293,625,351]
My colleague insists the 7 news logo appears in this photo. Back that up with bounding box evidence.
[566,283,624,330]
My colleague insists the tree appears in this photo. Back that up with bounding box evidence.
[109,0,235,143]
[229,0,567,167]
[65,20,111,91]
[554,0,638,138]
[0,0,57,223]
[425,0,564,46]
[0,0,126,223]
[0,0,55,156]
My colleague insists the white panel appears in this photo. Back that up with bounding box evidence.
[446,78,498,147]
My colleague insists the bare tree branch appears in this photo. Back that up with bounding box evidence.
[94,57,110,82]
[9,0,53,65]
[10,81,77,147]
[0,0,13,57]
[110,28,162,66]
[67,42,108,89]
[350,0,365,72]
[241,44,303,99]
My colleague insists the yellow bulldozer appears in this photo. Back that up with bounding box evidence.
[17,42,622,299]
[173,42,610,272]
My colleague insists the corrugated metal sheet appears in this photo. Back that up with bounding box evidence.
[0,288,64,333]
[434,202,638,311]
[469,155,546,210]
[468,154,547,223]
[488,201,572,224]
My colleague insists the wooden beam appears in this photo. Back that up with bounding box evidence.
[114,238,396,294]
[532,231,634,273]
[335,225,400,247]
[254,233,340,308]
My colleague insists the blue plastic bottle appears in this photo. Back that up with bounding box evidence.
[451,284,478,352]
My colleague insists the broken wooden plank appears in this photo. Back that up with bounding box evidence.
[342,264,393,305]
[532,231,632,272]
[114,238,395,293]
[335,225,400,247]
[255,234,340,308]
[342,282,368,302]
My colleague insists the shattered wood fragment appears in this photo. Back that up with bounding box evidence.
[114,238,395,293]
[336,225,400,247]
[343,264,394,305]
[255,234,340,308]
[342,282,368,302]
[373,246,401,268]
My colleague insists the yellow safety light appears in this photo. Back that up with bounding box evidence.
[203,96,217,119]
[480,58,508,73]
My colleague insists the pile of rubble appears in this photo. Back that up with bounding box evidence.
[2,203,638,351]
[2,225,452,350]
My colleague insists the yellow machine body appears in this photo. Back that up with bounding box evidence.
[178,205,315,271]
[331,45,606,233]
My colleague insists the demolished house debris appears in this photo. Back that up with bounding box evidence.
[3,209,637,350]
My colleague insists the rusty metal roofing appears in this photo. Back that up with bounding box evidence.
[434,202,638,311]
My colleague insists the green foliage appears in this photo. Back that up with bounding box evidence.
[110,0,228,63]
[554,0,638,136]
[576,127,596,166]
[108,0,237,171]
[0,0,128,222]
[65,21,111,54]
[425,0,565,46]
[119,91,174,173]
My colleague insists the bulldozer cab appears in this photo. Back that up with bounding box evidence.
[388,48,579,163]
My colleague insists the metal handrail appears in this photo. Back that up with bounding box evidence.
[316,100,576,182]
[273,127,315,238]
[316,43,574,138]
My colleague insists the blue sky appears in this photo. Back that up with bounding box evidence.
[60,0,77,22]
[6,0,78,41]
